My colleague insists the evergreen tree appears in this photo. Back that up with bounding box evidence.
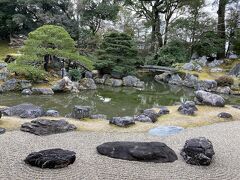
[95,32,139,77]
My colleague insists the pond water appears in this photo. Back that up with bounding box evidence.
[0,76,240,118]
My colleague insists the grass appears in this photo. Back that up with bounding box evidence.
[0,41,19,61]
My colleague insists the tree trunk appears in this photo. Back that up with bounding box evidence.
[217,0,227,59]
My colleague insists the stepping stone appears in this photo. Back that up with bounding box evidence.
[180,137,215,166]
[24,148,76,169]
[97,142,177,163]
[109,117,135,127]
[149,126,184,137]
[20,119,77,135]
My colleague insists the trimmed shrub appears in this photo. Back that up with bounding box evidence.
[215,76,234,87]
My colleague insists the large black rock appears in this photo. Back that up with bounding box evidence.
[97,141,178,163]
[24,148,76,169]
[180,137,215,166]
[20,119,77,135]
[2,103,45,118]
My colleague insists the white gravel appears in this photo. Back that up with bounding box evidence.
[1,121,240,180]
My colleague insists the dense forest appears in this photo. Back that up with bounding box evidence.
[0,0,239,80]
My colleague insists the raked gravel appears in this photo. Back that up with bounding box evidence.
[1,121,240,180]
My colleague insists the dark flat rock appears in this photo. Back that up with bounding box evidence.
[180,137,215,166]
[218,112,233,119]
[71,106,91,119]
[2,103,44,118]
[20,119,77,135]
[97,141,178,163]
[0,128,6,134]
[109,117,135,127]
[24,148,76,169]
[178,101,198,115]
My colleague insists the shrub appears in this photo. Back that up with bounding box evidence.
[215,76,234,87]
[146,39,189,67]
[69,69,82,81]
[95,32,139,77]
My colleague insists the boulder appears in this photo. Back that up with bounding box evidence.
[157,106,170,115]
[46,110,60,117]
[195,56,207,67]
[84,71,93,78]
[208,59,224,68]
[142,108,161,122]
[154,73,171,83]
[216,86,232,94]
[210,68,223,73]
[79,78,97,90]
[229,54,238,59]
[168,74,183,85]
[94,74,111,84]
[178,101,198,115]
[218,112,233,119]
[0,79,32,92]
[97,141,178,163]
[2,103,45,118]
[20,119,76,135]
[134,114,153,123]
[0,128,6,135]
[71,106,91,119]
[182,74,198,88]
[0,63,7,69]
[0,64,9,81]
[180,137,215,166]
[232,105,240,110]
[21,89,32,95]
[90,114,107,120]
[229,63,240,77]
[197,80,217,91]
[52,77,77,92]
[105,78,123,87]
[110,117,135,127]
[149,126,184,137]
[195,90,225,107]
[182,63,195,71]
[32,88,54,95]
[122,76,144,88]
[24,148,76,169]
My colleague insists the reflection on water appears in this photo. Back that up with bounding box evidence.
[0,76,239,118]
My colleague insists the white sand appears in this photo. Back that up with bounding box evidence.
[1,121,240,180]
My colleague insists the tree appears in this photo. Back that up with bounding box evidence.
[9,25,93,81]
[95,32,139,77]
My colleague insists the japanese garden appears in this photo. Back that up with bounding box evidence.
[0,0,240,179]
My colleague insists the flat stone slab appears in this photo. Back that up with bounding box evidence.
[97,141,178,163]
[149,126,184,137]
[2,103,45,118]
[20,119,77,135]
[180,137,215,166]
[24,148,76,169]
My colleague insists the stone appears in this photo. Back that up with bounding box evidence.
[216,86,232,94]
[97,141,178,163]
[149,126,184,137]
[79,78,97,90]
[0,63,7,69]
[0,65,9,81]
[110,117,135,127]
[196,56,207,66]
[32,88,54,95]
[0,79,32,92]
[21,89,32,95]
[2,103,45,118]
[182,74,198,88]
[232,105,240,110]
[154,73,171,83]
[20,119,76,135]
[24,148,76,169]
[85,71,93,78]
[94,77,105,84]
[122,76,144,88]
[104,78,123,87]
[229,54,238,59]
[90,114,107,120]
[197,80,217,91]
[195,90,225,107]
[142,109,160,123]
[157,106,170,115]
[208,59,224,68]
[178,101,198,115]
[71,106,91,119]
[218,112,233,119]
[134,114,153,123]
[52,77,76,92]
[0,128,6,134]
[46,110,60,117]
[229,63,240,77]
[182,63,195,71]
[180,137,215,166]
[210,68,223,73]
[168,74,183,85]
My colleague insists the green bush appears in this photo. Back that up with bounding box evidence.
[8,63,47,81]
[215,76,234,87]
[146,39,189,67]
[95,32,139,77]
[69,69,82,81]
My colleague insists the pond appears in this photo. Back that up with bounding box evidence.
[0,76,240,118]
